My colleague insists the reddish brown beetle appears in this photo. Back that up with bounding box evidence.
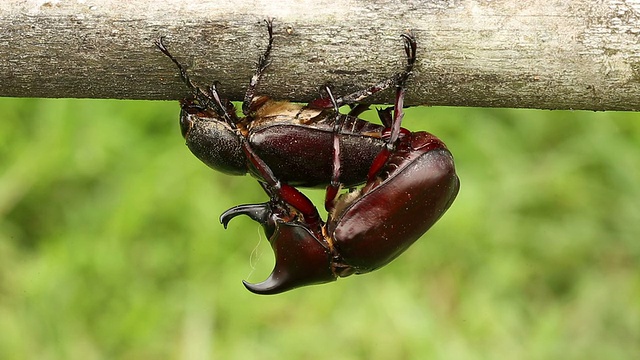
[156,20,409,188]
[158,21,459,294]
[218,29,460,294]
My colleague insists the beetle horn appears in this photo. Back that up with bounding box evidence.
[243,222,337,295]
[220,202,271,229]
[220,203,337,294]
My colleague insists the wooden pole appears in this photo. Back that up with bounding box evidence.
[2,0,640,110]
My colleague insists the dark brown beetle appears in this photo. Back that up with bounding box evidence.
[156,20,410,188]
[216,29,460,294]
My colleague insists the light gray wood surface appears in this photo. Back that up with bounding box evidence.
[2,0,640,110]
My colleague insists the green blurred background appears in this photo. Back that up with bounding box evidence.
[0,97,639,359]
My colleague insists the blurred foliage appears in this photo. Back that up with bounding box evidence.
[0,97,639,359]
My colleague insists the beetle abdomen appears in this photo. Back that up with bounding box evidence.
[329,133,460,273]
[250,119,386,188]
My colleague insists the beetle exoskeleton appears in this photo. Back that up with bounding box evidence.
[221,129,459,294]
[157,19,408,188]
[158,21,460,294]
[219,27,459,294]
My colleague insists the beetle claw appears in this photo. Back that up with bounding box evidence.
[220,202,271,229]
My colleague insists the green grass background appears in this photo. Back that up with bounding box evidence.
[0,97,639,359]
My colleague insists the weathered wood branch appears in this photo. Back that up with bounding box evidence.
[2,0,640,110]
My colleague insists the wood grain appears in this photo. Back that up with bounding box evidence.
[2,0,640,110]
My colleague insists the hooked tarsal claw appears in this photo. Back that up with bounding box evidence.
[219,202,271,229]
[242,222,337,295]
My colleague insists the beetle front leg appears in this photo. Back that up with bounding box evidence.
[156,37,239,123]
[242,18,274,116]
[156,37,216,111]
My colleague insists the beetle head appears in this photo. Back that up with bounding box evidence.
[179,101,248,176]
[220,201,337,295]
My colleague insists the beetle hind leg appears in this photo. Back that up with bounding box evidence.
[242,18,275,116]
[365,31,417,180]
[307,31,416,110]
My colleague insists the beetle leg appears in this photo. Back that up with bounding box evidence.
[308,31,416,109]
[208,81,239,126]
[155,36,210,105]
[307,77,397,109]
[155,37,200,94]
[376,106,394,128]
[366,31,417,181]
[155,37,218,111]
[387,31,416,146]
[323,85,343,212]
[239,137,323,232]
[242,18,274,116]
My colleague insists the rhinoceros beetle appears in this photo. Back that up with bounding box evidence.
[156,20,414,188]
[217,28,459,294]
[158,21,459,294]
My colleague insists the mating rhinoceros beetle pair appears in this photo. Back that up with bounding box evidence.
[157,20,460,294]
